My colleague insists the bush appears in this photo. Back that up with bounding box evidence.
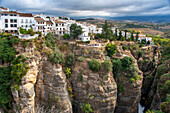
[139,44,144,47]
[49,51,65,64]
[112,59,122,72]
[89,60,101,72]
[0,37,17,62]
[10,36,20,44]
[65,68,71,77]
[66,53,75,66]
[134,75,141,80]
[122,45,128,51]
[117,83,124,92]
[138,50,144,58]
[59,45,66,51]
[121,56,134,68]
[106,43,117,57]
[81,103,94,113]
[63,33,71,40]
[129,78,135,83]
[102,60,113,72]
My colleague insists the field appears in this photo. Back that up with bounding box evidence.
[127,28,163,35]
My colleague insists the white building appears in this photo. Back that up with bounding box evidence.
[0,7,36,33]
[79,32,90,42]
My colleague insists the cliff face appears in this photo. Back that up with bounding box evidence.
[35,61,72,113]
[12,43,72,113]
[12,44,40,113]
[113,52,143,113]
[71,61,117,113]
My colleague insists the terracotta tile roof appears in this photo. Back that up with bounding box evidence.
[34,17,45,22]
[0,7,8,10]
[46,20,53,25]
[0,11,18,14]
[55,20,65,23]
[19,13,33,17]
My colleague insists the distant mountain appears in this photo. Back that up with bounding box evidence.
[71,15,170,23]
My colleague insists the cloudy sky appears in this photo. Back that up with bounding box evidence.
[0,0,170,17]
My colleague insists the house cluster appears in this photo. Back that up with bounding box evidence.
[0,7,102,41]
[112,27,152,43]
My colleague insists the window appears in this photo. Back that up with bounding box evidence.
[26,25,28,28]
[63,28,65,30]
[21,19,24,23]
[25,19,28,23]
[10,24,13,27]
[63,31,65,34]
[21,25,24,27]
[30,19,32,23]
[60,28,62,30]
[5,24,8,28]
[14,24,17,27]
[10,14,13,16]
[10,19,14,23]
[14,14,17,16]
[62,24,64,26]
[56,24,58,26]
[5,14,8,16]
[14,19,17,23]
[5,19,8,23]
[30,25,32,27]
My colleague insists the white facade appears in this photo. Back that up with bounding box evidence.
[0,7,103,40]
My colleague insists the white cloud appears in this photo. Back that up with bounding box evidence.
[0,0,170,17]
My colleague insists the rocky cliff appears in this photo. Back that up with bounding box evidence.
[11,42,72,113]
[71,61,117,113]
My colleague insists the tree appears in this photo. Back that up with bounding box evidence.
[121,56,134,68]
[147,41,151,45]
[102,20,113,40]
[106,43,117,57]
[125,30,127,39]
[95,33,102,39]
[70,23,82,39]
[115,28,118,39]
[63,33,71,40]
[49,51,65,64]
[88,60,101,72]
[136,32,139,41]
[102,60,113,72]
[131,32,134,41]
[118,31,122,40]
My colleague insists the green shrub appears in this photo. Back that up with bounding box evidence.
[121,56,134,68]
[122,45,128,51]
[117,83,125,92]
[81,103,94,113]
[59,45,66,51]
[139,44,144,47]
[138,50,144,58]
[88,60,101,72]
[49,51,65,64]
[106,43,117,57]
[157,65,166,76]
[0,67,12,111]
[66,53,75,66]
[0,37,17,62]
[65,68,71,77]
[134,75,141,80]
[112,59,122,72]
[10,36,20,44]
[129,78,135,83]
[11,62,29,88]
[63,33,71,39]
[102,60,113,72]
